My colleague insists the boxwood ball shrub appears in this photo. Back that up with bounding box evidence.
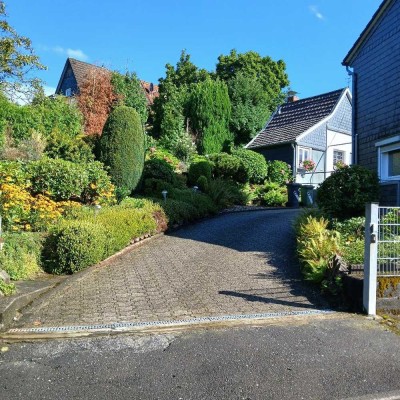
[209,153,248,183]
[43,220,108,274]
[99,106,144,193]
[316,165,379,219]
[188,158,212,186]
[143,158,175,183]
[232,148,267,183]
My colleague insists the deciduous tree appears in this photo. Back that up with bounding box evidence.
[77,67,118,135]
[0,1,46,102]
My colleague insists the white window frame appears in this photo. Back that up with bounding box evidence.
[378,141,400,181]
[333,149,345,165]
[65,88,72,97]
[298,146,312,168]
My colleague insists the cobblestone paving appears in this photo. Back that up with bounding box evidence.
[16,210,327,328]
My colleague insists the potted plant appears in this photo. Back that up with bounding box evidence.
[301,159,315,172]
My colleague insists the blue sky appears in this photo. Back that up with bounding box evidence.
[9,0,382,99]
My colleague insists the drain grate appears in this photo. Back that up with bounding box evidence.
[7,309,334,335]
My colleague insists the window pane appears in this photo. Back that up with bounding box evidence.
[333,150,344,165]
[388,150,400,176]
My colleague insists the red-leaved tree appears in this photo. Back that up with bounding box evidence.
[77,67,119,135]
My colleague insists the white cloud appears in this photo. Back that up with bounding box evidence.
[41,45,89,61]
[309,5,324,20]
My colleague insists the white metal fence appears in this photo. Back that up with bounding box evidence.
[377,206,400,276]
[364,203,400,315]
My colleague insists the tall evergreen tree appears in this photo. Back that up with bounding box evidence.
[188,78,232,154]
[99,106,144,193]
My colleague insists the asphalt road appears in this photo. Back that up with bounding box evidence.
[1,315,400,400]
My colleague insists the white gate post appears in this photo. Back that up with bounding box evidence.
[363,202,379,315]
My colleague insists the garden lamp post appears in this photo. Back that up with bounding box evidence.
[162,190,168,203]
[94,204,102,217]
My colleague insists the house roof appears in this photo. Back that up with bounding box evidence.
[56,58,159,104]
[246,88,347,149]
[342,0,394,66]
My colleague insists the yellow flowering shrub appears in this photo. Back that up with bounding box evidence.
[0,182,81,232]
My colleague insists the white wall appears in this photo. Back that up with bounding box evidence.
[326,130,352,176]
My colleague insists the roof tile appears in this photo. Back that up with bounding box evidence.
[247,88,345,149]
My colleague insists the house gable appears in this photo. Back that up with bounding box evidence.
[343,0,395,66]
[247,89,346,150]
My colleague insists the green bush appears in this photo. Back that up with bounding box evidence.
[209,153,248,183]
[146,147,181,170]
[266,160,292,185]
[188,159,212,185]
[0,94,83,143]
[152,198,197,226]
[297,216,340,283]
[99,106,145,192]
[0,280,15,296]
[316,165,379,219]
[81,161,115,205]
[252,182,287,206]
[206,178,247,208]
[169,188,217,216]
[197,175,209,192]
[143,158,175,183]
[144,178,175,197]
[262,188,287,206]
[0,161,29,186]
[28,158,89,201]
[43,220,107,274]
[43,203,166,274]
[232,148,267,183]
[0,232,43,280]
[44,129,94,164]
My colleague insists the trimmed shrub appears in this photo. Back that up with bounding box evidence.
[197,175,209,192]
[152,198,198,226]
[232,148,267,183]
[188,158,212,185]
[28,158,89,201]
[266,160,292,185]
[43,203,167,274]
[43,220,107,274]
[209,153,248,183]
[316,165,379,219]
[0,232,43,280]
[99,106,145,192]
[143,158,175,183]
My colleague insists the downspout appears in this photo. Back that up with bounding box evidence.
[346,66,358,164]
[292,143,297,182]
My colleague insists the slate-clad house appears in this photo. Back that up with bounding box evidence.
[246,88,352,186]
[55,58,159,105]
[342,0,400,206]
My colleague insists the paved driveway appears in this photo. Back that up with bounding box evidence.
[14,209,327,328]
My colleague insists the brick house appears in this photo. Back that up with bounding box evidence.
[342,0,400,206]
[55,58,159,105]
[246,88,352,186]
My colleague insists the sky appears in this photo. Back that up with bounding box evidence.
[8,0,382,99]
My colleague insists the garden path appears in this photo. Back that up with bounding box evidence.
[13,209,328,328]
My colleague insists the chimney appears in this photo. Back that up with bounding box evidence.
[286,90,299,103]
[287,95,299,103]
